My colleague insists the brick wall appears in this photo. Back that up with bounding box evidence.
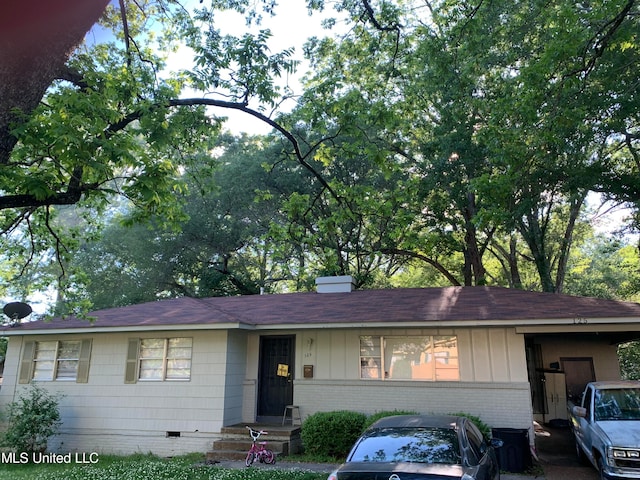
[293,379,533,433]
[46,430,213,456]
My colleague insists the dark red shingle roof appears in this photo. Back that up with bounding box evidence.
[7,286,640,332]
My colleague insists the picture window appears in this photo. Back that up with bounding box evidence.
[359,335,459,381]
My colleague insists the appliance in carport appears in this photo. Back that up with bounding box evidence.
[491,428,532,473]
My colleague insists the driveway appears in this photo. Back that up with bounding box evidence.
[534,424,598,480]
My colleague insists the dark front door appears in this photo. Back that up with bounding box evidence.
[258,336,294,419]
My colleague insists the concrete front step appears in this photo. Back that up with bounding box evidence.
[220,424,300,439]
[206,442,288,463]
[206,450,253,462]
[213,439,289,455]
[206,424,302,462]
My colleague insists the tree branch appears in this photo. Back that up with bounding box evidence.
[565,0,636,80]
[56,65,91,90]
[0,163,100,210]
[360,0,402,75]
[129,97,341,202]
[361,0,402,32]
[1,96,341,211]
[380,247,462,286]
[119,0,132,68]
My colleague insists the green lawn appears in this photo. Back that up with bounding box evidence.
[0,453,328,480]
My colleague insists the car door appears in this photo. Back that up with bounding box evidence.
[575,385,595,463]
[465,421,499,480]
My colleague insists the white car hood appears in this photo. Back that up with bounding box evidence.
[597,421,640,447]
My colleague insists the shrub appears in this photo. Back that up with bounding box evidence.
[2,384,62,455]
[363,410,419,430]
[450,411,491,438]
[301,410,367,458]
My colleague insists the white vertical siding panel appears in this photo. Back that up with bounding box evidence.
[224,330,247,425]
[245,334,260,379]
[344,330,361,378]
[506,329,528,382]
[489,329,510,381]
[315,330,332,379]
[330,331,347,378]
[455,329,474,381]
[471,329,492,381]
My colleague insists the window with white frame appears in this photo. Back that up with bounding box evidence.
[137,338,192,381]
[27,340,90,382]
[34,340,82,381]
[359,335,459,381]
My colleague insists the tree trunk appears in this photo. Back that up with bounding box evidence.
[507,235,523,290]
[0,0,109,164]
[554,192,587,294]
[520,212,556,293]
[463,192,487,286]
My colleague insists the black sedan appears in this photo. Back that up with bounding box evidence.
[327,415,503,480]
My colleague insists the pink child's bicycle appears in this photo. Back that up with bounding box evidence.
[245,426,276,466]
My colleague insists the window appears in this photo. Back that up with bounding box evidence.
[594,388,640,421]
[19,339,92,383]
[32,341,57,381]
[125,337,192,383]
[465,422,486,464]
[349,427,461,464]
[583,387,593,420]
[359,335,459,381]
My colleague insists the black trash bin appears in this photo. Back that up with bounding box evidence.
[491,428,532,473]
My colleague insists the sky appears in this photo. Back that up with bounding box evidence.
[167,2,345,135]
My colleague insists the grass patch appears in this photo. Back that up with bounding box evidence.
[0,453,328,480]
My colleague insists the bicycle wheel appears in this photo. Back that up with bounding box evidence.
[245,451,255,467]
[263,449,275,464]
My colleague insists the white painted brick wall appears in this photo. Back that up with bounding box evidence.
[46,430,216,457]
[293,380,533,436]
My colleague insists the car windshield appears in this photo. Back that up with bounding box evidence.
[594,388,640,421]
[348,427,461,464]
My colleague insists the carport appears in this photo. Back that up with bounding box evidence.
[535,423,598,480]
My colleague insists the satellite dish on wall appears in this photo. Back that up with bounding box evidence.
[3,302,32,326]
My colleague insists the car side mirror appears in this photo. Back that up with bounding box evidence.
[491,438,504,449]
[572,406,587,418]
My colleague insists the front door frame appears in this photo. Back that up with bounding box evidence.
[257,335,295,422]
